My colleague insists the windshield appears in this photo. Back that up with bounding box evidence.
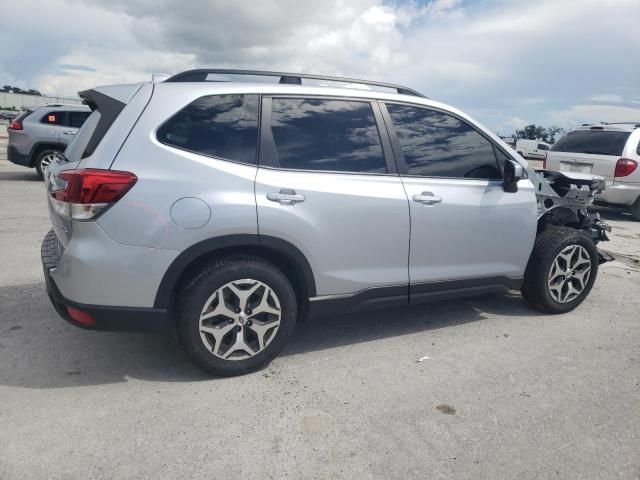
[63,110,101,163]
[551,130,630,156]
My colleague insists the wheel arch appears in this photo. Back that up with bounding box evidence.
[154,234,316,310]
[29,142,63,167]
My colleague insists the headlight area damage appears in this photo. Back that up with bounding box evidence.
[529,169,614,264]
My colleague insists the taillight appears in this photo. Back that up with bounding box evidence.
[50,169,137,220]
[8,119,22,130]
[614,158,638,177]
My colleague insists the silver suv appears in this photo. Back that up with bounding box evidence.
[546,123,640,220]
[7,104,91,178]
[42,69,612,376]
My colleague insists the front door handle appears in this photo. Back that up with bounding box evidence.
[267,189,305,205]
[63,131,76,136]
[412,191,442,205]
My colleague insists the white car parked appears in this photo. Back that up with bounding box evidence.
[516,139,551,160]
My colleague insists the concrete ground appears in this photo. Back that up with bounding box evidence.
[0,123,638,479]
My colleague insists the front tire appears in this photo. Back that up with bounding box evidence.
[176,256,297,376]
[522,227,598,314]
[35,149,61,180]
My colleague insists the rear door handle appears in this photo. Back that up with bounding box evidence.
[267,189,305,205]
[412,191,442,205]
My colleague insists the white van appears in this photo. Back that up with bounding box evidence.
[516,139,550,160]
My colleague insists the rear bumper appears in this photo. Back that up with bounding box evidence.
[41,230,168,332]
[7,145,31,167]
[596,182,640,206]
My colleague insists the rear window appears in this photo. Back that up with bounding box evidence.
[551,130,631,156]
[13,110,33,123]
[157,94,259,165]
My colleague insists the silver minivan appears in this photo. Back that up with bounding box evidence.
[42,69,611,376]
[546,123,640,220]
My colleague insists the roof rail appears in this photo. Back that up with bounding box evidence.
[164,69,427,98]
[581,121,640,129]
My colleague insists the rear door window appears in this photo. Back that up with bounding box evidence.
[269,98,386,173]
[537,143,549,150]
[157,94,259,165]
[551,130,631,156]
[386,103,501,179]
[40,111,65,126]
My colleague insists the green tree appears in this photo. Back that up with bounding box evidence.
[546,126,565,143]
[515,124,565,143]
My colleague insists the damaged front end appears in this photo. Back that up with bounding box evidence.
[529,168,613,263]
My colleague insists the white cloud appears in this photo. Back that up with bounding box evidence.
[0,0,638,131]
[588,94,625,103]
[547,104,640,129]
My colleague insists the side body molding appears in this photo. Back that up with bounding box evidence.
[153,234,316,308]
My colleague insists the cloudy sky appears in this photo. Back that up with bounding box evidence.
[1,0,639,133]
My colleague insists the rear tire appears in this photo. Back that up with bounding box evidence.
[522,227,598,314]
[176,256,297,376]
[630,197,640,221]
[35,149,61,180]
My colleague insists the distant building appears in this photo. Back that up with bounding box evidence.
[0,91,82,110]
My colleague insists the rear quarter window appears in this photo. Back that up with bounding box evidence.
[157,94,260,165]
[551,130,631,156]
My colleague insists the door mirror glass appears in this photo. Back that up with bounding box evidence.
[503,159,524,192]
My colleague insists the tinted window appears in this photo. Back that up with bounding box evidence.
[270,98,386,173]
[538,143,549,150]
[387,104,501,179]
[41,111,65,126]
[68,111,90,128]
[157,94,259,164]
[551,130,631,156]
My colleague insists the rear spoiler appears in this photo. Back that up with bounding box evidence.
[77,89,126,158]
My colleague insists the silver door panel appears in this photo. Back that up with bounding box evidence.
[403,177,537,283]
[255,168,410,296]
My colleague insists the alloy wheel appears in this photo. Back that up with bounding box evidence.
[199,279,281,360]
[547,245,592,303]
[39,152,58,179]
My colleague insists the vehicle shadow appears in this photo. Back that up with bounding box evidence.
[0,171,40,182]
[0,282,538,389]
[591,205,635,222]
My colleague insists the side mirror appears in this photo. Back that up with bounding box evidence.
[503,159,524,193]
